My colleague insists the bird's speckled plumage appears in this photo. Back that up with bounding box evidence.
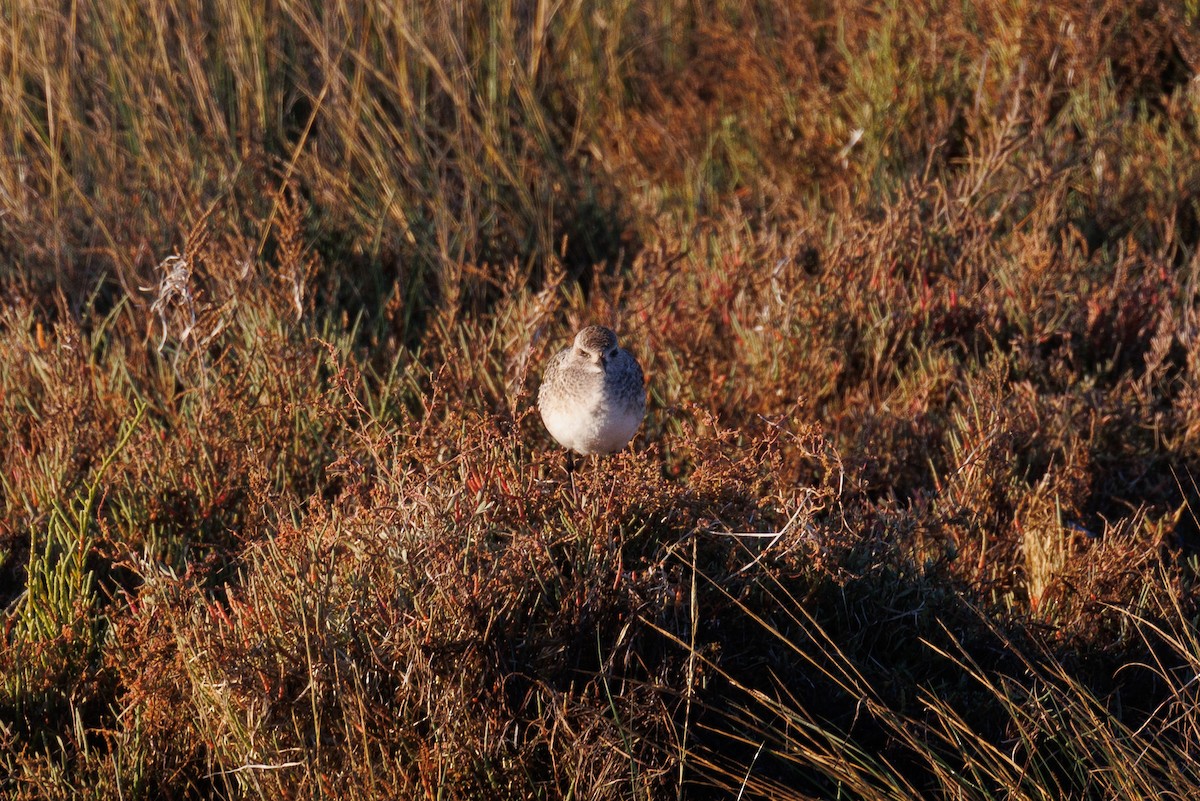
[538,325,645,455]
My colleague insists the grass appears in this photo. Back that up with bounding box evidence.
[2,0,1200,798]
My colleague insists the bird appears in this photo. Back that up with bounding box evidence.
[537,325,646,465]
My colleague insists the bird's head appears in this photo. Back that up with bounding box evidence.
[572,325,620,372]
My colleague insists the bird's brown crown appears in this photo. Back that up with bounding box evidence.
[573,325,618,355]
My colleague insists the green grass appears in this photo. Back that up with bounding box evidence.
[3,0,1200,798]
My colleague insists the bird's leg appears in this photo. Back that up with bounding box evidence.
[566,450,578,502]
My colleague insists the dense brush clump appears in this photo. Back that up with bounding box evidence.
[3,0,1200,798]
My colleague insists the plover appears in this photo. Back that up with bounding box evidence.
[538,325,646,459]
